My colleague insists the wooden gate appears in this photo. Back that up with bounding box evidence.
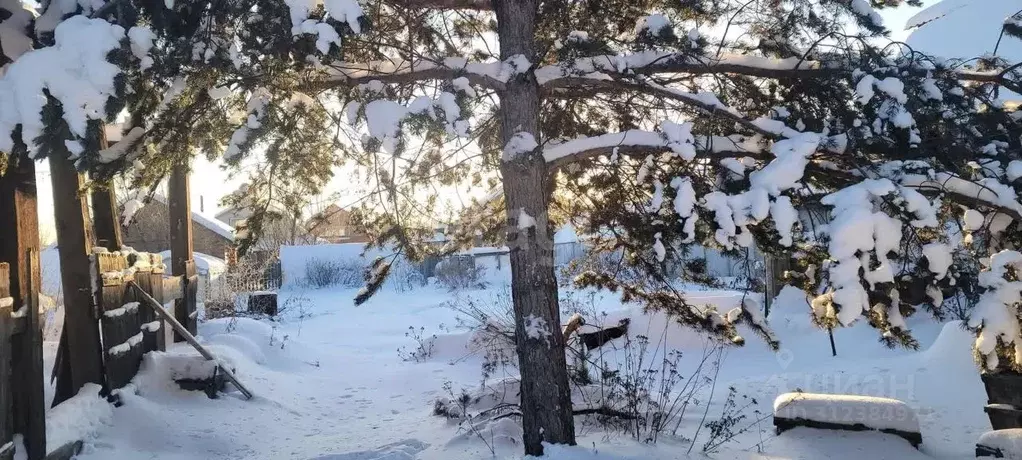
[93,250,196,391]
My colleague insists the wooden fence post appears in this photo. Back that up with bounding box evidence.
[131,256,160,353]
[148,255,168,351]
[49,153,104,398]
[1,263,13,460]
[168,164,196,340]
[0,157,46,459]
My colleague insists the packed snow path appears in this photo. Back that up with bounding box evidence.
[57,286,986,460]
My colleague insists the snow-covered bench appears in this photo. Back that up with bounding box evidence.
[977,429,1022,458]
[773,392,922,447]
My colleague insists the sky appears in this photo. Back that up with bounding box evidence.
[30,0,940,245]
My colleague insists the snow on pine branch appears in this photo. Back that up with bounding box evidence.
[545,76,776,138]
[0,16,126,157]
[346,87,472,153]
[970,250,1022,370]
[542,126,766,166]
[535,51,1021,94]
[224,88,272,162]
[283,0,363,51]
[811,178,942,328]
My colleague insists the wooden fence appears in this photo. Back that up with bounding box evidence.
[0,259,45,460]
[93,251,196,390]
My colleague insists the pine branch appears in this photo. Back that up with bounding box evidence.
[537,53,1022,95]
[387,0,492,10]
[543,130,767,167]
[543,76,775,137]
[306,58,506,91]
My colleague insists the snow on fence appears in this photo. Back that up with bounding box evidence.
[92,250,200,391]
[773,392,922,447]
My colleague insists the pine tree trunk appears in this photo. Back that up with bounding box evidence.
[493,0,576,455]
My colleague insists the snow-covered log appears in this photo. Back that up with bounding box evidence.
[977,429,1022,459]
[773,392,922,447]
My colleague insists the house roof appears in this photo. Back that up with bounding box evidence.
[906,1,1022,78]
[150,194,235,241]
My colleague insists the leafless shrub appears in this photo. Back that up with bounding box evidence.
[398,325,438,362]
[387,257,427,292]
[435,256,485,291]
[303,257,363,288]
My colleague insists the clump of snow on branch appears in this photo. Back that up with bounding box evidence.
[224,88,271,161]
[922,243,952,280]
[351,88,471,153]
[635,14,671,37]
[652,232,666,262]
[127,26,155,69]
[670,177,697,242]
[693,132,820,250]
[0,16,125,156]
[283,0,363,51]
[970,251,1022,370]
[812,178,939,327]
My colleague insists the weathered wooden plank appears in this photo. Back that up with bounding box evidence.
[129,263,158,355]
[0,157,45,458]
[95,253,143,391]
[149,255,169,352]
[0,286,13,460]
[90,183,122,251]
[0,263,9,297]
[168,165,196,340]
[48,153,104,398]
[11,251,45,460]
[162,276,184,303]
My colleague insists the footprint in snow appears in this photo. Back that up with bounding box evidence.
[308,439,428,460]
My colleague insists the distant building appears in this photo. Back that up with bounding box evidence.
[121,195,235,259]
[214,206,252,230]
[306,204,370,243]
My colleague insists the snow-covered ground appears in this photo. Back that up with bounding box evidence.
[37,277,985,460]
[31,244,986,460]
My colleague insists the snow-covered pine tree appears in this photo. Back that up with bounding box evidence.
[0,0,358,257]
[294,0,1022,453]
